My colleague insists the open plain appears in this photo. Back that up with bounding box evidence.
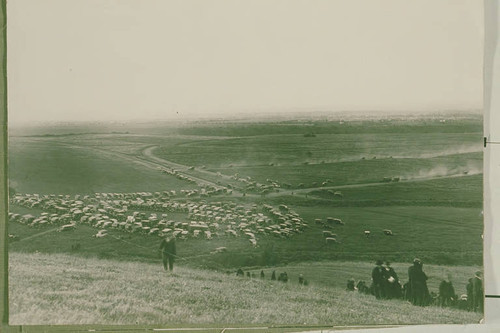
[8,112,483,325]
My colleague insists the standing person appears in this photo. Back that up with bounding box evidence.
[159,236,176,271]
[408,258,430,306]
[466,278,474,311]
[471,271,484,312]
[371,260,385,299]
[438,273,456,307]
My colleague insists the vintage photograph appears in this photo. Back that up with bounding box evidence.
[6,0,484,327]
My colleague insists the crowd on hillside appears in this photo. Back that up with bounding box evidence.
[234,258,483,313]
[353,259,483,312]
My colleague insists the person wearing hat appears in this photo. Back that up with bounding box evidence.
[371,259,385,299]
[159,236,177,272]
[384,261,402,299]
[408,258,430,306]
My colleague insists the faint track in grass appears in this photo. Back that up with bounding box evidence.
[267,172,483,198]
[17,227,60,241]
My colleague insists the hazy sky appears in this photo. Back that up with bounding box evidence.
[7,0,483,123]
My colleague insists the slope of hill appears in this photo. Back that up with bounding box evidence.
[9,252,482,326]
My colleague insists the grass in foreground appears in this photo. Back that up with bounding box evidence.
[9,252,482,326]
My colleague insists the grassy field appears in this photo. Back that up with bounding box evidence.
[209,152,482,189]
[7,115,483,268]
[8,201,482,267]
[307,174,482,207]
[8,113,484,325]
[9,252,482,326]
[9,137,197,194]
[155,133,481,168]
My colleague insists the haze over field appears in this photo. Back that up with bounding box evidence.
[8,1,483,124]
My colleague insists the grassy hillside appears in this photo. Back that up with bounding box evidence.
[9,252,482,326]
[9,138,197,194]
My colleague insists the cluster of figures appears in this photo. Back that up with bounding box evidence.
[236,269,309,286]
[346,259,483,312]
[160,237,483,313]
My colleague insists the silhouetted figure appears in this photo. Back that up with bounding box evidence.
[471,271,484,312]
[403,282,411,301]
[299,274,305,285]
[278,272,288,283]
[159,237,176,271]
[371,260,385,299]
[408,258,430,306]
[260,270,265,279]
[271,270,276,281]
[346,278,356,291]
[236,268,244,277]
[384,261,402,299]
[457,294,469,310]
[357,281,371,295]
[438,274,456,307]
[246,272,251,278]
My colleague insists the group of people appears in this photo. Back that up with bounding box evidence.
[236,269,310,285]
[159,238,483,313]
[350,258,483,312]
[371,260,403,300]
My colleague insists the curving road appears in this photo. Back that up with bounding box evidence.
[140,145,482,198]
[37,139,481,199]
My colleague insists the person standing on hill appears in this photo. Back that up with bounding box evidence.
[371,260,385,299]
[159,236,176,272]
[408,258,430,306]
[466,277,474,311]
[438,273,456,307]
[471,271,484,312]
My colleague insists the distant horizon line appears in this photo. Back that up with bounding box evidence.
[9,109,483,127]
